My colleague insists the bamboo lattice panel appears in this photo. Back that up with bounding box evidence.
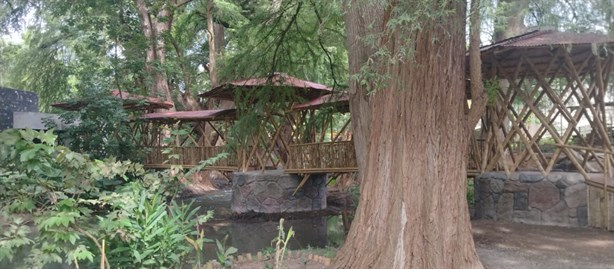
[475,46,614,177]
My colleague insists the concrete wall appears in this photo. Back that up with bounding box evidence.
[475,172,588,227]
[231,170,327,214]
[0,87,39,131]
[13,112,67,130]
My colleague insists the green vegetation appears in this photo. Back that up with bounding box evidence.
[0,129,213,268]
[214,234,238,268]
[51,94,143,161]
[270,218,294,269]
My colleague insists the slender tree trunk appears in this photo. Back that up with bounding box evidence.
[468,0,487,131]
[332,1,483,268]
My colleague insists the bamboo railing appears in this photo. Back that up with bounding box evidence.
[144,146,238,170]
[285,141,358,173]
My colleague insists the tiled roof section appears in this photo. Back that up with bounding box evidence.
[52,90,174,111]
[200,73,332,101]
[291,93,349,111]
[109,90,174,109]
[480,30,614,51]
[140,109,236,121]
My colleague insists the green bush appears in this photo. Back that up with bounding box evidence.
[51,95,143,161]
[0,129,210,268]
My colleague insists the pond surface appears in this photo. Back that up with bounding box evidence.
[183,190,348,261]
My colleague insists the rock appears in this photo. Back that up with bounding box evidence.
[475,178,490,196]
[261,197,281,213]
[479,172,508,180]
[504,181,529,192]
[496,193,514,221]
[564,183,587,208]
[569,208,578,218]
[514,192,529,210]
[577,206,588,226]
[542,201,569,226]
[234,173,248,186]
[559,173,584,187]
[529,181,560,210]
[519,172,545,183]
[547,172,565,184]
[512,210,541,224]
[490,179,505,193]
[481,195,496,220]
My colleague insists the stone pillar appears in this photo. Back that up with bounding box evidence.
[231,170,327,214]
[475,172,588,227]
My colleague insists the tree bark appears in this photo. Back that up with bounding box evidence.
[206,0,218,88]
[332,1,483,268]
[134,0,174,105]
[493,0,528,42]
[342,0,384,181]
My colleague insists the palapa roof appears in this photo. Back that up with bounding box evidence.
[477,29,614,78]
[200,73,332,101]
[140,109,236,122]
[291,92,350,112]
[52,90,174,111]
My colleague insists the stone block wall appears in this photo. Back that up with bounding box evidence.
[475,172,588,227]
[0,88,39,131]
[231,170,327,214]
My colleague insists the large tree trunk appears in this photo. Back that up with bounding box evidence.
[342,1,383,180]
[332,1,483,268]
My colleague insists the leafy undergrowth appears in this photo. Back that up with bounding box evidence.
[0,129,214,268]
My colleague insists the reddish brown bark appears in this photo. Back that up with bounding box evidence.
[134,0,175,105]
[342,0,384,180]
[332,1,483,268]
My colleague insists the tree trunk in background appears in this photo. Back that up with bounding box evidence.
[214,23,225,53]
[468,0,487,131]
[332,1,483,268]
[134,0,174,105]
[206,0,218,88]
[493,0,528,42]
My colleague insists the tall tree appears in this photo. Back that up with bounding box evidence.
[134,0,177,103]
[493,0,529,41]
[332,0,483,268]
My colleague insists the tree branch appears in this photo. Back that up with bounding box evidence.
[269,2,303,76]
[311,0,339,91]
[73,226,110,269]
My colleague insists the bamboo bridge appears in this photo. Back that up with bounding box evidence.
[52,30,614,228]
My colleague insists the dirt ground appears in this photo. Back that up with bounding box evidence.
[232,220,614,269]
[473,220,614,269]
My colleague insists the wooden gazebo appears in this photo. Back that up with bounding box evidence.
[135,109,238,170]
[198,73,344,172]
[471,30,614,178]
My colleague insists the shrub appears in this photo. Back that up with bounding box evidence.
[0,129,208,268]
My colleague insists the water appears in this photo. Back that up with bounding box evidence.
[184,190,347,261]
